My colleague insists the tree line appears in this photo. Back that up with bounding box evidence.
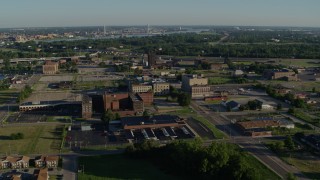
[2,32,320,59]
[125,139,262,180]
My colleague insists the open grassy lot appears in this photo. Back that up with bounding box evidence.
[265,80,320,92]
[73,81,115,90]
[0,125,63,155]
[78,154,178,180]
[243,153,282,180]
[278,59,320,68]
[265,140,320,179]
[208,77,233,85]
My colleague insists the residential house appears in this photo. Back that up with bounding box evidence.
[0,156,29,169]
[35,155,59,168]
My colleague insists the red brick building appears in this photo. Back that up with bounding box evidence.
[137,92,153,105]
[103,92,154,116]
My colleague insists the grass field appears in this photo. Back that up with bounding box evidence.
[73,81,115,90]
[243,153,282,180]
[192,116,226,139]
[265,140,320,179]
[208,77,233,85]
[0,125,63,155]
[78,154,178,180]
[278,59,320,68]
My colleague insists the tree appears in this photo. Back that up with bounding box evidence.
[134,68,143,76]
[177,93,191,106]
[284,136,295,151]
[115,113,121,120]
[169,86,179,99]
[185,68,195,74]
[247,100,261,110]
[287,173,297,180]
[288,107,295,114]
[312,87,316,93]
[293,98,307,109]
[3,57,11,70]
[276,103,282,110]
[143,110,150,117]
[101,109,115,125]
[10,132,24,140]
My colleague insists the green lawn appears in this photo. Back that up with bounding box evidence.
[244,153,282,180]
[278,59,320,68]
[0,125,63,154]
[192,116,226,139]
[265,140,320,179]
[78,154,178,180]
[290,109,320,127]
[271,122,315,135]
[208,77,233,85]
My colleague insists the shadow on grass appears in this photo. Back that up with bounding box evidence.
[302,171,320,179]
[0,135,11,140]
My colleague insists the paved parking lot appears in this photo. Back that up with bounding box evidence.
[39,75,74,82]
[78,74,123,81]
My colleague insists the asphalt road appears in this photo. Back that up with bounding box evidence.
[190,101,309,180]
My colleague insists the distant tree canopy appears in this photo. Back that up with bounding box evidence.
[1,31,320,59]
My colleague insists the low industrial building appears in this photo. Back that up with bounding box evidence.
[263,69,298,81]
[255,98,276,110]
[130,84,153,93]
[237,119,295,137]
[182,74,213,98]
[121,115,196,142]
[153,82,170,96]
[42,61,59,74]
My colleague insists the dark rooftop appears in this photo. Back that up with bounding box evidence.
[121,115,180,127]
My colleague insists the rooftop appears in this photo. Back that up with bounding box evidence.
[121,115,181,127]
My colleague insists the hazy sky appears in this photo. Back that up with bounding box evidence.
[0,0,319,28]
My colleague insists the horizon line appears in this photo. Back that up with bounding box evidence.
[1,24,320,30]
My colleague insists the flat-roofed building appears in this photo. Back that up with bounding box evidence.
[121,115,184,130]
[182,74,213,98]
[82,95,92,119]
[182,74,208,90]
[190,86,213,98]
[130,84,152,93]
[129,93,144,112]
[263,69,298,81]
[153,83,170,96]
[42,61,59,74]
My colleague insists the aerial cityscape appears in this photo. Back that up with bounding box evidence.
[0,0,320,180]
